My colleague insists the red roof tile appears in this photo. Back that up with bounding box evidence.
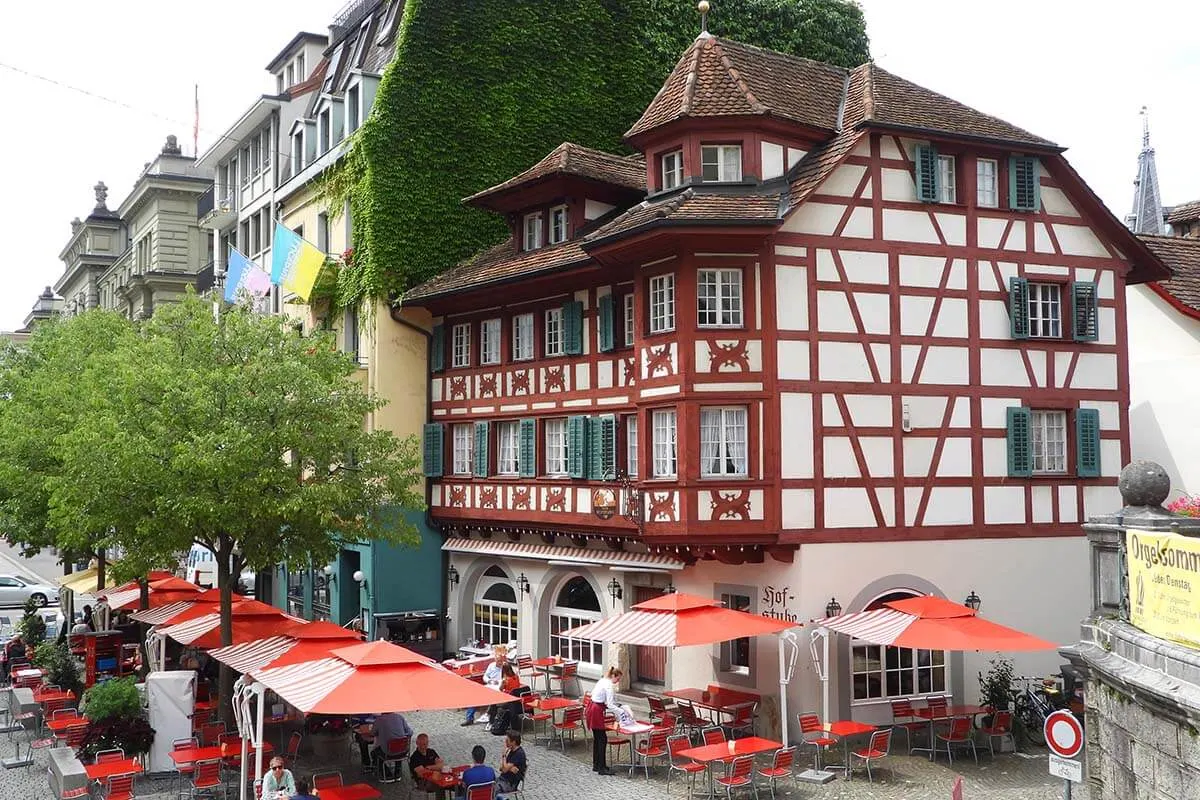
[586,189,783,244]
[404,239,590,303]
[465,143,646,207]
[1138,235,1200,317]
[1166,200,1200,225]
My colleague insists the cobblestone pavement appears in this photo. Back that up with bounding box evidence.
[6,710,1089,800]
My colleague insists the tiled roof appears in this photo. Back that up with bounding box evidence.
[1167,200,1200,225]
[1138,235,1200,316]
[465,143,646,207]
[404,239,591,302]
[585,189,784,244]
[787,129,863,207]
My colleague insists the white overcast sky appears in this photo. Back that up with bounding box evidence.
[2,0,1198,330]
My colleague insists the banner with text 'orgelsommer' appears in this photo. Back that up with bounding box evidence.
[270,223,325,302]
[1127,528,1200,650]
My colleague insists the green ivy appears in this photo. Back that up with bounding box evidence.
[325,0,869,309]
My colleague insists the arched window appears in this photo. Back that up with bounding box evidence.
[548,576,603,667]
[850,590,947,702]
[473,565,518,648]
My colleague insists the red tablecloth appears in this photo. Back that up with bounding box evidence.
[85,759,144,781]
[318,783,383,800]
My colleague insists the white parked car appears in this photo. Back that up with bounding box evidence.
[0,574,59,607]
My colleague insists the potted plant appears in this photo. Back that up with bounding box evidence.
[32,640,83,698]
[304,715,351,761]
[78,677,154,761]
[978,655,1017,751]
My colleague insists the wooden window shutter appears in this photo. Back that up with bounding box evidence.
[421,423,444,477]
[1006,407,1032,478]
[567,415,590,478]
[589,414,617,480]
[430,324,445,372]
[518,418,536,478]
[563,300,584,356]
[915,144,939,203]
[1008,156,1041,211]
[1071,281,1099,342]
[472,421,489,477]
[1076,408,1101,478]
[1008,276,1030,339]
[597,294,615,353]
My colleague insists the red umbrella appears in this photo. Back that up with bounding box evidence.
[249,640,516,714]
[565,591,796,646]
[98,571,177,601]
[209,621,363,673]
[106,576,205,611]
[159,600,298,649]
[819,595,1058,651]
[129,590,246,626]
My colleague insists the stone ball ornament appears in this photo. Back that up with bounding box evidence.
[1118,460,1170,507]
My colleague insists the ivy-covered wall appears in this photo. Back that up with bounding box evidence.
[332,0,870,307]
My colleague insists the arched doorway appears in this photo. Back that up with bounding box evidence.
[472,565,518,648]
[849,590,948,703]
[548,576,603,668]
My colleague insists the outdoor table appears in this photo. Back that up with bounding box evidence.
[665,687,759,723]
[910,704,989,760]
[36,689,75,705]
[14,668,46,680]
[425,765,468,800]
[823,720,876,776]
[168,739,273,765]
[530,657,566,694]
[319,783,383,800]
[47,716,86,733]
[84,758,144,782]
[529,695,579,744]
[679,736,782,795]
[614,720,655,776]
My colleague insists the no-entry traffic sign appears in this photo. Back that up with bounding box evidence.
[1044,709,1084,759]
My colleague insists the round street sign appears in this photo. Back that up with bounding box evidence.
[1044,709,1084,759]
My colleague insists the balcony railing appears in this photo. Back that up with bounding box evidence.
[197,184,215,218]
[196,261,216,294]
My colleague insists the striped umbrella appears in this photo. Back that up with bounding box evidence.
[129,589,248,626]
[106,576,205,611]
[159,600,301,649]
[565,591,796,646]
[209,621,362,673]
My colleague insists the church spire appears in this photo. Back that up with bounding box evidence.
[1126,106,1165,235]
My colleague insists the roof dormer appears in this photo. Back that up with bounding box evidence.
[465,142,645,215]
[267,32,328,94]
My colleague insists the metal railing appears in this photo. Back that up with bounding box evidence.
[196,262,216,294]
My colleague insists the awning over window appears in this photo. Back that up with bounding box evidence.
[58,568,113,595]
[441,537,685,571]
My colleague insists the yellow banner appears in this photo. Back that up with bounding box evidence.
[1127,528,1200,650]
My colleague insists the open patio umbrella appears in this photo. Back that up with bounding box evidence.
[158,600,301,649]
[105,576,204,611]
[97,571,177,600]
[131,588,246,625]
[208,620,363,674]
[565,591,796,646]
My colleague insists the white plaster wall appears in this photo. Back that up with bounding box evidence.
[774,265,809,331]
[761,142,785,180]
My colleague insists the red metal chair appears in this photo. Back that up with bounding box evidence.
[677,701,707,739]
[552,705,584,750]
[604,711,631,768]
[935,716,977,765]
[189,760,225,800]
[701,726,726,746]
[888,698,927,753]
[96,748,126,763]
[466,782,495,800]
[189,707,211,733]
[634,728,670,779]
[924,695,949,737]
[850,728,893,782]
[980,710,1013,757]
[549,661,579,697]
[797,713,838,771]
[199,721,226,747]
[379,735,410,783]
[282,731,302,769]
[714,754,757,799]
[756,746,796,799]
[516,654,535,682]
[721,703,756,740]
[104,772,138,800]
[653,711,678,734]
[64,722,89,754]
[312,771,343,790]
[172,737,198,798]
[520,693,552,745]
[648,696,673,724]
[667,733,706,796]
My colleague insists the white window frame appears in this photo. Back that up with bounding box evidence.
[346,84,361,134]
[719,591,752,675]
[548,577,603,669]
[544,307,564,357]
[474,569,518,649]
[285,63,295,88]
[512,313,534,361]
[1031,409,1067,475]
[451,322,471,368]
[651,408,677,478]
[1027,281,1062,338]
[699,406,748,477]
[319,108,332,155]
[937,154,957,203]
[452,424,473,475]
[661,149,684,190]
[649,273,675,334]
[480,318,501,365]
[976,158,998,208]
[700,144,742,182]
[549,205,569,244]
[544,418,568,476]
[697,268,743,328]
[625,415,638,478]
[496,421,520,476]
[523,213,543,251]
[623,293,635,346]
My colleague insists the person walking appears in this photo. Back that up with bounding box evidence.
[586,665,622,775]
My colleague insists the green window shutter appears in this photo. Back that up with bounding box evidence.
[1072,281,1099,342]
[563,300,584,356]
[1009,156,1041,211]
[421,423,444,477]
[472,421,489,477]
[430,324,445,372]
[567,415,590,478]
[597,294,615,353]
[915,144,939,203]
[587,414,617,480]
[518,418,536,478]
[1006,407,1033,478]
[1076,408,1101,478]
[1008,276,1030,340]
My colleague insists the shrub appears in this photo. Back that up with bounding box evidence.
[78,716,155,759]
[32,640,83,696]
[82,677,141,722]
[17,597,47,648]
[979,655,1015,712]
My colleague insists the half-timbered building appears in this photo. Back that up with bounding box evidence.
[406,33,1169,731]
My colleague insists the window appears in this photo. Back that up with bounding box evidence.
[251,136,261,175]
[451,322,471,368]
[652,408,677,478]
[549,205,569,244]
[523,213,543,251]
[697,269,743,327]
[473,565,518,649]
[544,308,563,357]
[480,318,501,365]
[496,421,520,475]
[623,293,635,346]
[286,64,295,88]
[700,407,748,477]
[625,415,638,478]
[344,305,361,363]
[937,155,956,203]
[977,158,998,207]
[296,52,305,78]
[291,132,304,174]
[544,418,568,476]
[1031,409,1067,474]
[261,128,271,173]
[319,109,332,154]
[317,212,330,253]
[851,592,947,702]
[1027,282,1062,338]
[649,274,675,334]
[549,577,603,667]
[512,313,534,360]
[240,148,250,185]
[719,593,751,674]
[662,149,684,190]
[277,73,285,94]
[347,85,361,133]
[701,144,742,182]
[452,424,473,475]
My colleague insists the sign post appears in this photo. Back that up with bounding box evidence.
[1044,709,1084,799]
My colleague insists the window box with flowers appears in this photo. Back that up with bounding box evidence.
[305,714,352,760]
[1168,496,1200,517]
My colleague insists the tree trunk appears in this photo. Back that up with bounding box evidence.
[216,539,235,726]
[96,549,106,591]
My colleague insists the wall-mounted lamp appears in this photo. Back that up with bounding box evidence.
[607,578,623,605]
[447,564,460,587]
[964,590,982,613]
[516,573,531,595]
[323,564,335,582]
[901,403,912,433]
[352,569,370,598]
[824,597,843,618]
[663,581,676,595]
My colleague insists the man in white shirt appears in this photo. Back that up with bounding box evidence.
[462,646,507,726]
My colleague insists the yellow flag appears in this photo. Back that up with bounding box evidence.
[272,223,326,301]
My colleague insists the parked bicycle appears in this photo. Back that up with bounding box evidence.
[1009,675,1074,746]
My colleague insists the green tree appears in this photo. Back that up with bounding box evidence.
[330,0,869,307]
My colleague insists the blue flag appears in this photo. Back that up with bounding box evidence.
[225,248,271,303]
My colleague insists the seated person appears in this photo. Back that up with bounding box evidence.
[483,664,525,727]
[463,645,507,726]
[262,757,296,798]
[408,733,444,790]
[498,731,527,793]
[358,711,412,767]
[291,778,318,800]
[460,745,497,795]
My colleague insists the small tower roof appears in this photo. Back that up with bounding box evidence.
[1126,107,1166,236]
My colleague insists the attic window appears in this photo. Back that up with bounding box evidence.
[662,150,684,190]
[523,213,543,251]
[549,205,569,244]
[701,145,741,182]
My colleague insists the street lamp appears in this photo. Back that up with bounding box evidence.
[824,597,842,618]
[964,590,982,612]
[607,578,623,605]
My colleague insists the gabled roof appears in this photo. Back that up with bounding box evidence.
[404,239,591,303]
[585,188,784,246]
[1138,235,1200,319]
[266,32,328,73]
[1167,200,1200,225]
[465,143,646,209]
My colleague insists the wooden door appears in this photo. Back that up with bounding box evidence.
[634,586,667,684]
